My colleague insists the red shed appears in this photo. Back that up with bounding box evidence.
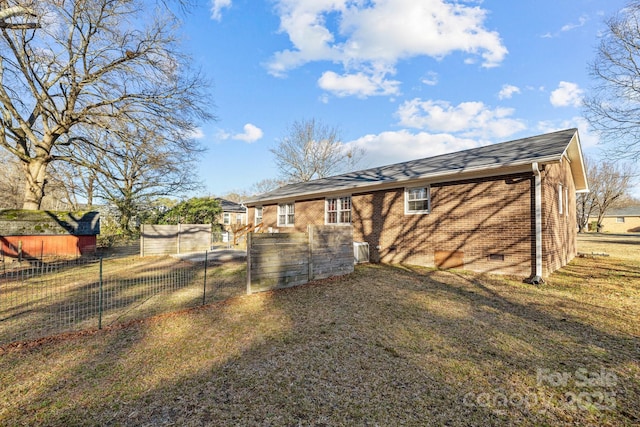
[0,210,100,259]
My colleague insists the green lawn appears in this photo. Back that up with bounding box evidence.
[0,255,638,426]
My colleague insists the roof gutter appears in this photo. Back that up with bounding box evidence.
[245,160,560,206]
[530,162,544,284]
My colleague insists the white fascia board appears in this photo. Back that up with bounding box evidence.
[246,162,550,206]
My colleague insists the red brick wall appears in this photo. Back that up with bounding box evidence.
[351,174,534,277]
[293,198,325,231]
[541,159,577,275]
[248,168,577,278]
[249,199,325,232]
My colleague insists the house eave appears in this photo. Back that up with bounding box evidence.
[562,131,589,192]
[244,161,556,206]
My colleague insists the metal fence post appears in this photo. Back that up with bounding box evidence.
[202,250,208,305]
[98,256,104,330]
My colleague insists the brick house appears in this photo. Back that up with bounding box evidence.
[215,198,247,231]
[591,206,640,233]
[244,129,588,281]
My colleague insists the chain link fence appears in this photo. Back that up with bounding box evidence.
[0,246,246,346]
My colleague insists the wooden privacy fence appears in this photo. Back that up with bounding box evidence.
[247,225,354,294]
[140,224,211,256]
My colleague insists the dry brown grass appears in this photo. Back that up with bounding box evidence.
[577,233,640,260]
[0,245,638,426]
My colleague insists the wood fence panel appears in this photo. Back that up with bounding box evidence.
[140,224,211,256]
[177,224,212,253]
[310,226,354,280]
[247,226,354,294]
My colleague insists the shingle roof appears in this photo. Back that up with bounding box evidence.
[215,198,246,213]
[601,205,640,217]
[245,128,585,205]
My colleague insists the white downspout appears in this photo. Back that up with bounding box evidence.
[532,162,543,284]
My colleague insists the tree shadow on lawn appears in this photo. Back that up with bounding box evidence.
[0,263,638,426]
[0,257,216,344]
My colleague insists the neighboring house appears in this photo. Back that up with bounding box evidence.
[245,128,589,281]
[215,198,247,231]
[593,206,640,233]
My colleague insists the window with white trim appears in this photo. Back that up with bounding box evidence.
[223,212,230,225]
[405,186,430,214]
[278,203,295,226]
[255,206,263,225]
[558,184,564,215]
[616,217,625,223]
[326,196,352,224]
[236,214,244,225]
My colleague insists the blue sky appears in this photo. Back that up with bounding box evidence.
[179,0,630,197]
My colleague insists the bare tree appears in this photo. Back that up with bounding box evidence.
[0,2,38,30]
[0,147,24,208]
[65,124,203,233]
[271,119,364,183]
[585,2,640,160]
[576,158,598,232]
[581,159,636,231]
[0,0,212,210]
[0,146,77,210]
[250,178,287,195]
[47,158,98,209]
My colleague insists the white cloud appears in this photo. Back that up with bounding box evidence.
[536,116,600,149]
[550,81,584,107]
[561,15,588,32]
[211,0,232,21]
[267,0,507,97]
[216,123,263,143]
[542,15,589,38]
[421,71,439,86]
[215,129,231,141]
[396,98,526,139]
[344,130,481,168]
[233,123,263,143]
[318,70,400,97]
[187,128,205,140]
[498,84,520,100]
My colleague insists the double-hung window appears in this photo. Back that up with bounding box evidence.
[405,186,430,214]
[223,212,230,225]
[255,206,263,225]
[326,196,352,224]
[558,184,564,215]
[278,203,295,226]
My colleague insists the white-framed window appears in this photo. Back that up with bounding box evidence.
[326,196,352,224]
[616,217,625,223]
[236,214,244,225]
[255,206,263,225]
[558,184,564,215]
[223,212,230,225]
[278,203,295,226]
[405,186,430,214]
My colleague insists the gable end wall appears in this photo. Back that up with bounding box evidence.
[541,160,578,275]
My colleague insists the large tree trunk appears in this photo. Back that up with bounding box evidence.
[22,159,49,210]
